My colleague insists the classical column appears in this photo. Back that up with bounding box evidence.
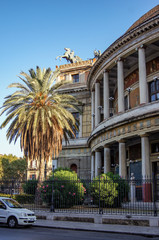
[119,140,127,179]
[141,134,151,178]
[95,82,101,126]
[140,134,151,202]
[91,91,95,130]
[138,46,148,104]
[104,145,111,173]
[57,75,61,83]
[79,114,82,138]
[103,70,109,119]
[117,58,125,113]
[91,152,95,180]
[66,74,71,81]
[95,150,102,177]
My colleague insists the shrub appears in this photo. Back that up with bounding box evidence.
[91,174,118,207]
[0,193,35,204]
[41,170,86,208]
[106,172,129,206]
[14,194,35,204]
[22,180,38,195]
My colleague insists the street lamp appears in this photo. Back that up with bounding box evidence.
[50,165,55,212]
[126,87,132,109]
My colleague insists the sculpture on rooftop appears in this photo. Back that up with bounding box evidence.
[56,48,82,63]
[94,49,102,59]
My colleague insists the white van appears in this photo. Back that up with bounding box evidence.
[0,197,36,228]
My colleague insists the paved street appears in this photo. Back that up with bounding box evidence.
[0,226,158,240]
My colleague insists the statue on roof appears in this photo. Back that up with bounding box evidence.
[94,49,102,59]
[56,48,82,63]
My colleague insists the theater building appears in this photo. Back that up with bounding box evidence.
[27,6,159,193]
[54,59,95,179]
[87,5,159,201]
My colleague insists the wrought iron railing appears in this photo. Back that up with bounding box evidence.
[0,177,158,216]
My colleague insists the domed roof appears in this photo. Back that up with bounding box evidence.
[126,5,159,33]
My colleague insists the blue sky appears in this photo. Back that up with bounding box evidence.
[0,0,158,157]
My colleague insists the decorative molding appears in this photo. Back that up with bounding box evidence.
[88,15,159,90]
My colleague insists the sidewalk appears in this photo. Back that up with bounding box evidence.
[34,212,159,237]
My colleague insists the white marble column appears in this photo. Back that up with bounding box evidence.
[57,75,61,83]
[91,91,95,130]
[138,46,148,104]
[104,146,111,173]
[119,140,127,179]
[103,70,110,119]
[95,82,101,126]
[66,74,71,81]
[91,152,95,180]
[117,59,125,113]
[79,114,82,138]
[141,134,150,178]
[95,150,102,177]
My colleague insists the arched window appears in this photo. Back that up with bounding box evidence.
[70,164,77,173]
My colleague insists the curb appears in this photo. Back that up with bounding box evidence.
[33,221,159,237]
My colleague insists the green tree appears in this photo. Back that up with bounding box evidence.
[0,155,26,181]
[0,67,81,181]
[41,169,86,208]
[106,172,129,206]
[91,174,118,207]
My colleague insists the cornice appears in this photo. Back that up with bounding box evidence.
[59,59,95,72]
[58,85,89,94]
[88,101,159,145]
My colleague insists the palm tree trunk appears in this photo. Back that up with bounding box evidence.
[35,154,45,204]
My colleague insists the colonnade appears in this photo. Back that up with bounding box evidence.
[91,134,151,180]
[91,46,148,128]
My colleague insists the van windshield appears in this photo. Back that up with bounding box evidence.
[3,199,22,208]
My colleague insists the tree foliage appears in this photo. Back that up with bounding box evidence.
[0,67,81,181]
[0,154,26,181]
[106,172,129,206]
[91,174,118,206]
[41,169,86,208]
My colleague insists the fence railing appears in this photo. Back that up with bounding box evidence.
[0,177,158,216]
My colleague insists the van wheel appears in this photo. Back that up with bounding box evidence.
[7,216,17,228]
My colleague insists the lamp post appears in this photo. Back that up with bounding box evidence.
[126,87,132,109]
[50,165,55,212]
[109,97,114,117]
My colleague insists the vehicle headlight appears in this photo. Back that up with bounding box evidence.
[20,212,27,217]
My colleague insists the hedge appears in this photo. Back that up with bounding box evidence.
[0,193,35,204]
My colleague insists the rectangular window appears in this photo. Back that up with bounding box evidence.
[151,142,159,153]
[72,74,79,83]
[30,174,36,180]
[72,112,79,138]
[124,95,128,110]
[149,79,159,102]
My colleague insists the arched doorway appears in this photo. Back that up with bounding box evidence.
[70,164,77,173]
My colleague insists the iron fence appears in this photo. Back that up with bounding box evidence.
[0,177,158,216]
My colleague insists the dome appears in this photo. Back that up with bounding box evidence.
[126,5,159,33]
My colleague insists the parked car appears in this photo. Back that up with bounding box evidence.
[0,197,36,228]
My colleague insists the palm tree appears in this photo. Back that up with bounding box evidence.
[0,66,81,181]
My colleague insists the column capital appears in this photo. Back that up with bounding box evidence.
[135,44,146,51]
[103,69,109,74]
[96,80,100,84]
[118,139,126,143]
[115,57,125,63]
[104,144,110,148]
[95,148,101,152]
[140,133,149,138]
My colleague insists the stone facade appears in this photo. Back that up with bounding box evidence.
[28,6,159,188]
[88,5,159,185]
